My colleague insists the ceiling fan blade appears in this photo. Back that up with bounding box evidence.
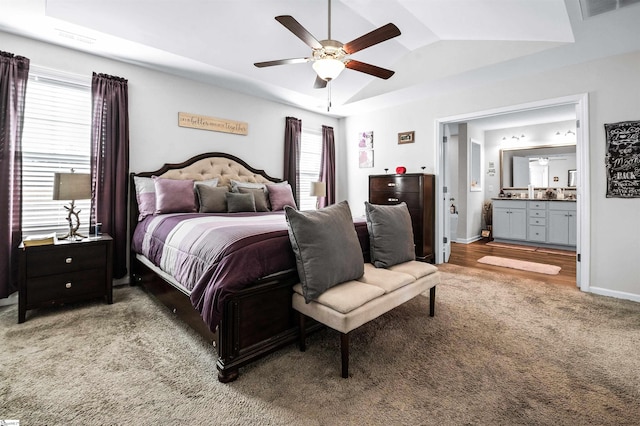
[342,23,401,54]
[254,58,311,68]
[314,76,328,89]
[275,15,323,49]
[345,60,395,79]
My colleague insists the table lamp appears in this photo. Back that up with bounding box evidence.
[53,171,92,240]
[309,181,326,209]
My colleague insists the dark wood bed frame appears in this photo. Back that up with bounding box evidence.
[128,152,320,382]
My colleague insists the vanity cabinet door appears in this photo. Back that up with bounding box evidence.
[492,207,512,240]
[548,203,576,246]
[492,201,527,241]
[509,208,527,240]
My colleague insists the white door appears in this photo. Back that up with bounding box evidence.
[443,124,452,262]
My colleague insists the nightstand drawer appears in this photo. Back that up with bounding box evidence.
[26,268,106,305]
[26,244,105,278]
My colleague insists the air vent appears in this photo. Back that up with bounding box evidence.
[579,0,640,18]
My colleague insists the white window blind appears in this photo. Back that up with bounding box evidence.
[21,67,92,237]
[299,128,323,210]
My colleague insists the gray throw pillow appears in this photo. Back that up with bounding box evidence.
[238,187,270,212]
[365,201,415,268]
[226,191,256,213]
[285,200,364,303]
[196,185,228,213]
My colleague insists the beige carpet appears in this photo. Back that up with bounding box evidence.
[2,265,640,425]
[478,255,562,275]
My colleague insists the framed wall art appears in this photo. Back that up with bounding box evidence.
[604,120,640,198]
[359,131,374,168]
[398,131,415,144]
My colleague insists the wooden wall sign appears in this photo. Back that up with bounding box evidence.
[178,112,248,135]
[605,120,640,198]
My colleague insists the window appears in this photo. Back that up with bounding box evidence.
[299,127,322,210]
[21,67,91,236]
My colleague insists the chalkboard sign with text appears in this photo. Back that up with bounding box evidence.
[605,120,640,198]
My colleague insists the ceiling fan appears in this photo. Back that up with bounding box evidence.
[254,0,401,89]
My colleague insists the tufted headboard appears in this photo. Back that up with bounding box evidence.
[155,155,278,188]
[129,152,283,241]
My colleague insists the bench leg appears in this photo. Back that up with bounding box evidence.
[298,312,306,352]
[341,332,349,378]
[429,286,436,317]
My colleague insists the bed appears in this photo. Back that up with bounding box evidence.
[129,152,369,382]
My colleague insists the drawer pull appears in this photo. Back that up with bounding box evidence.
[388,198,399,202]
[387,183,396,187]
[65,282,72,289]
[65,257,73,264]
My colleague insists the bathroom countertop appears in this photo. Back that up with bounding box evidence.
[491,197,576,202]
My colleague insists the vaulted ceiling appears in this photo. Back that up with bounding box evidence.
[1,0,640,117]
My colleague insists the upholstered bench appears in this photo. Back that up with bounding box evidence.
[292,260,440,378]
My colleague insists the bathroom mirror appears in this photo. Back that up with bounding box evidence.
[470,139,482,192]
[500,144,576,189]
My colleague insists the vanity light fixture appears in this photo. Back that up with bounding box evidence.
[511,135,520,141]
[565,130,576,136]
[537,157,550,166]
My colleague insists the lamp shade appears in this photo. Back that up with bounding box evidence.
[312,58,345,81]
[53,172,91,201]
[310,181,327,197]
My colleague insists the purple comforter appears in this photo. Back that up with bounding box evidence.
[132,211,369,330]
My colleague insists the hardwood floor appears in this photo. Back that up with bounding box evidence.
[447,239,577,287]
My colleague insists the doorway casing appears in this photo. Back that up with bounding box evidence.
[434,93,590,291]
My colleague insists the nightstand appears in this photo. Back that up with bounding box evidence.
[18,234,113,323]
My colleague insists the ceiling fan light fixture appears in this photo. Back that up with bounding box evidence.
[312,58,345,81]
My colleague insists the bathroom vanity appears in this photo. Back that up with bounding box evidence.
[492,198,576,248]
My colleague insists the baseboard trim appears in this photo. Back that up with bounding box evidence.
[453,235,483,245]
[587,286,640,303]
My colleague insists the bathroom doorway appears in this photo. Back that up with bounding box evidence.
[435,94,590,291]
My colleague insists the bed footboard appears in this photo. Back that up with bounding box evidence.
[131,257,320,382]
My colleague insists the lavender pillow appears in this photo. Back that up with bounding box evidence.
[133,176,156,220]
[266,183,297,211]
[153,178,197,214]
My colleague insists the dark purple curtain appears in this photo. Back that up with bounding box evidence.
[319,125,336,208]
[0,51,29,299]
[91,72,129,279]
[283,116,302,202]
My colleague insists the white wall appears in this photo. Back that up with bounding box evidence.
[1,31,338,180]
[343,50,640,300]
[5,31,640,301]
